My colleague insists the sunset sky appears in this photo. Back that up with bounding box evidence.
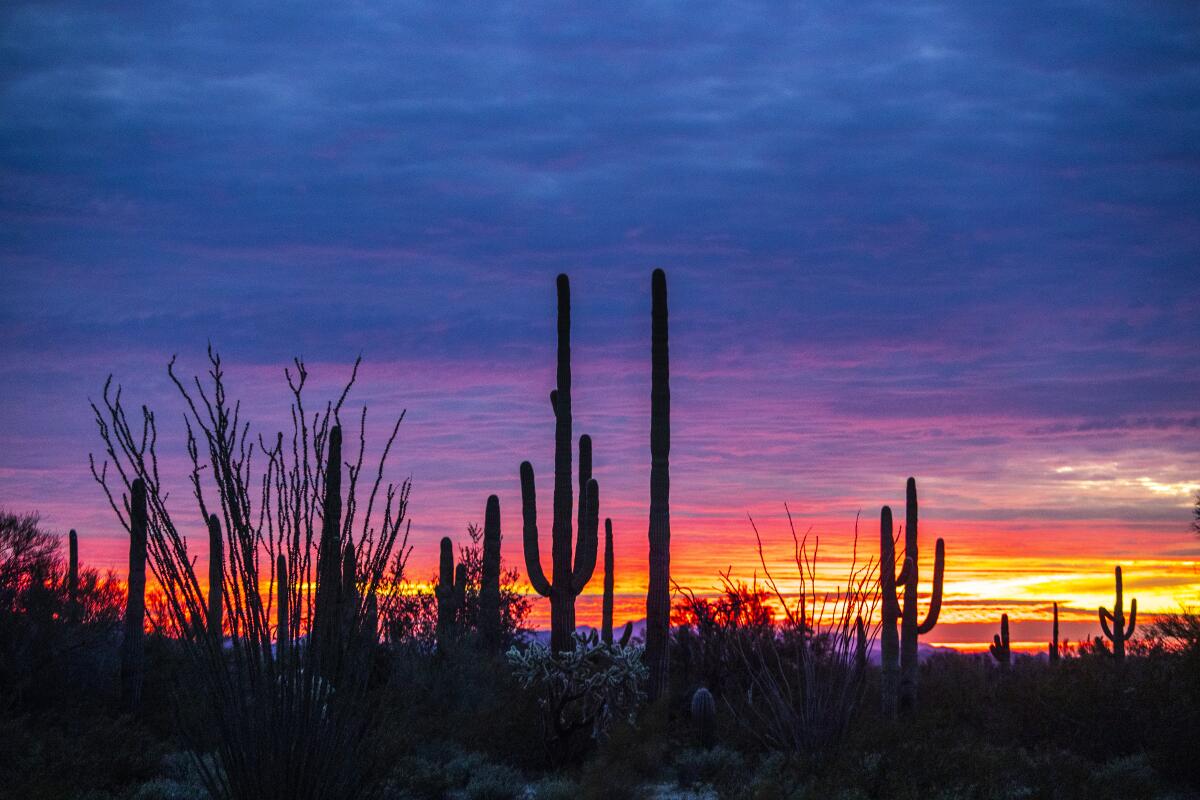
[2,2,1198,648]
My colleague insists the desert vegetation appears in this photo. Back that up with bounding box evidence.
[2,271,1198,799]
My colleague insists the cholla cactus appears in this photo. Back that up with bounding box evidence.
[507,632,646,753]
[1099,566,1137,661]
[989,613,1011,673]
[691,686,717,748]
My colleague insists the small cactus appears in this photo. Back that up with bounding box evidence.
[601,518,615,645]
[121,478,148,711]
[435,536,466,645]
[207,514,223,643]
[855,614,868,674]
[478,495,502,651]
[276,553,289,644]
[67,529,79,623]
[989,613,1011,672]
[1049,602,1060,662]
[691,686,716,748]
[618,620,633,647]
[1099,566,1136,661]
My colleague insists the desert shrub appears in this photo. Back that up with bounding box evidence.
[672,574,776,701]
[507,632,647,764]
[0,510,125,711]
[673,745,747,793]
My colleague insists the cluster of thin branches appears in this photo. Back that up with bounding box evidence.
[90,347,410,800]
[729,508,881,769]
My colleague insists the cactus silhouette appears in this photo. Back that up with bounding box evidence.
[1099,566,1137,661]
[990,613,1011,672]
[207,514,223,642]
[618,620,633,647]
[898,477,945,713]
[646,267,672,701]
[121,478,147,711]
[855,614,868,674]
[691,686,717,748]
[67,529,79,624]
[1049,602,1060,662]
[342,542,357,639]
[478,495,502,651]
[435,536,466,645]
[602,518,615,645]
[276,553,289,646]
[879,505,906,716]
[521,274,600,653]
[313,424,343,670]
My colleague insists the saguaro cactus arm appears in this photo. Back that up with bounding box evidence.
[571,477,599,594]
[916,537,946,635]
[1125,598,1137,638]
[520,462,553,598]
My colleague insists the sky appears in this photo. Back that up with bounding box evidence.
[2,1,1198,648]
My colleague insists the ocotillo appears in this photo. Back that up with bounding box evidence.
[989,613,1011,673]
[646,267,672,701]
[207,514,223,643]
[1099,566,1136,661]
[897,478,945,713]
[121,478,148,712]
[478,495,502,651]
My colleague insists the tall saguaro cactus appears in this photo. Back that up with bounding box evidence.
[990,613,1011,672]
[602,518,615,645]
[1049,602,1060,662]
[646,267,672,701]
[276,553,289,645]
[898,477,945,713]
[521,274,601,653]
[67,529,79,623]
[121,478,148,711]
[479,495,503,651]
[436,537,466,645]
[1099,566,1136,661]
[313,425,343,663]
[207,514,223,642]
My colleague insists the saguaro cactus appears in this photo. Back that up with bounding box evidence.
[67,529,79,623]
[1099,566,1136,661]
[121,478,148,711]
[521,274,600,653]
[276,553,289,645]
[479,495,502,651]
[1049,602,1060,662]
[342,542,358,638]
[898,477,945,713]
[207,514,223,643]
[435,537,466,644]
[879,505,905,716]
[691,687,716,748]
[313,425,343,659]
[855,615,868,674]
[646,267,672,701]
[601,518,615,645]
[990,613,1011,672]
